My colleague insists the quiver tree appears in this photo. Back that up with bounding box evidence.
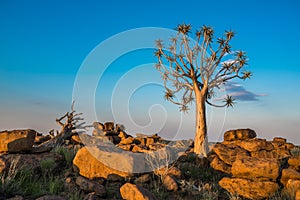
[154,24,251,156]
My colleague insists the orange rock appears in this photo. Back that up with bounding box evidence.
[73,147,131,179]
[281,169,300,186]
[288,156,300,171]
[71,135,82,144]
[154,166,181,178]
[224,128,256,141]
[286,179,300,191]
[0,129,36,153]
[296,190,300,200]
[120,183,158,200]
[219,177,279,200]
[162,175,178,191]
[209,154,231,174]
[232,157,279,181]
[212,143,249,165]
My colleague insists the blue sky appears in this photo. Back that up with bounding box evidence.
[0,0,299,144]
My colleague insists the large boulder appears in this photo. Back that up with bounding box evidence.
[219,177,279,200]
[0,129,36,153]
[73,147,132,179]
[232,157,280,181]
[120,183,157,200]
[224,128,256,141]
[212,143,249,165]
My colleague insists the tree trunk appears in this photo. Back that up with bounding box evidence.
[193,91,209,157]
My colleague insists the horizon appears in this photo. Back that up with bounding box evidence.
[0,0,299,145]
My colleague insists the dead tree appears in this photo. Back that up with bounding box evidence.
[33,102,90,153]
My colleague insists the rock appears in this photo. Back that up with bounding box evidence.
[73,147,131,179]
[281,169,300,186]
[135,174,152,183]
[104,122,114,131]
[209,154,231,174]
[120,183,158,200]
[148,143,166,151]
[286,179,300,192]
[7,196,24,200]
[162,175,179,191]
[289,156,300,171]
[76,135,191,175]
[146,137,155,146]
[212,143,249,165]
[116,144,132,151]
[35,195,66,200]
[219,177,279,200]
[34,134,51,144]
[154,166,181,178]
[0,129,36,153]
[83,192,101,200]
[285,143,295,150]
[232,157,279,181]
[274,148,291,158]
[71,135,83,144]
[251,150,278,159]
[224,128,256,141]
[131,145,149,153]
[273,137,286,145]
[234,138,274,152]
[296,190,300,200]
[93,122,105,131]
[107,174,124,182]
[107,135,121,144]
[119,137,134,145]
[118,131,128,139]
[0,157,6,174]
[75,176,106,197]
[134,137,146,146]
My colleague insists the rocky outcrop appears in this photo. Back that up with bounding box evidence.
[0,129,36,153]
[212,128,298,199]
[219,177,279,200]
[120,183,158,200]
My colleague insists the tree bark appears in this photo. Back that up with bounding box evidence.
[193,90,209,157]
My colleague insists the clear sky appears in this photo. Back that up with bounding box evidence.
[0,0,299,144]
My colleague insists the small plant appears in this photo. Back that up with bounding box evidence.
[53,145,76,167]
[40,158,56,176]
[48,177,64,194]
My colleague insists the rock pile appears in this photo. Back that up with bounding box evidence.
[92,121,166,153]
[210,128,300,199]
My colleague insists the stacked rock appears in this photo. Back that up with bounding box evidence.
[92,121,165,153]
[210,128,300,199]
